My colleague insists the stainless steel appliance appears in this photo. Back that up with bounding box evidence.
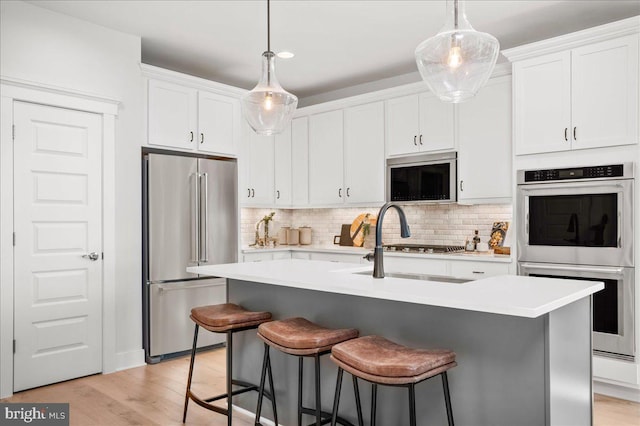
[387,152,457,203]
[142,150,238,363]
[516,163,635,360]
[384,243,465,254]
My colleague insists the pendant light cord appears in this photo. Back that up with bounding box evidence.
[267,0,271,52]
[454,0,458,29]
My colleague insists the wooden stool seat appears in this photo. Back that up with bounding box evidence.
[331,335,456,385]
[258,317,359,355]
[191,303,272,332]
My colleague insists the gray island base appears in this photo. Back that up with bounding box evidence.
[189,260,601,426]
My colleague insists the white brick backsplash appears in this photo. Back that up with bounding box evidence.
[241,204,512,247]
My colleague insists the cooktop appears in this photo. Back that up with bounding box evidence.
[383,244,465,254]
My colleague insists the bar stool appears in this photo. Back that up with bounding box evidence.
[255,317,359,426]
[183,303,276,426]
[329,335,456,426]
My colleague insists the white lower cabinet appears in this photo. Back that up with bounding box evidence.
[308,252,364,264]
[383,257,449,276]
[450,260,510,280]
[243,251,291,262]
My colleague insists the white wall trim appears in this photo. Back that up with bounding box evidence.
[0,82,119,397]
[0,95,15,399]
[502,16,640,62]
[115,349,146,372]
[594,380,640,403]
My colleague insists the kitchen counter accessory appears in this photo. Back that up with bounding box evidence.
[299,226,312,245]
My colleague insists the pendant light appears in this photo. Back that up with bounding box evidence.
[241,0,298,135]
[415,0,499,103]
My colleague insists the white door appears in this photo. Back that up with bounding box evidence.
[245,129,275,206]
[147,79,197,149]
[344,102,385,204]
[13,101,103,392]
[385,95,420,156]
[418,92,455,152]
[291,117,309,206]
[274,123,292,206]
[198,90,237,156]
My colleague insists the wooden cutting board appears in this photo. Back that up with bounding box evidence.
[350,213,376,247]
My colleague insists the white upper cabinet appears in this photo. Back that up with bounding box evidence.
[343,102,385,204]
[386,92,455,157]
[274,124,292,206]
[243,128,275,206]
[147,78,239,156]
[197,91,238,155]
[512,34,638,155]
[308,110,344,205]
[291,117,309,206]
[458,76,512,203]
[148,79,197,150]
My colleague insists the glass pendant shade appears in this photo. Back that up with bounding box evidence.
[242,51,298,136]
[415,0,499,103]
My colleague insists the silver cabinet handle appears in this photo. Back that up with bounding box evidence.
[192,173,200,262]
[200,172,209,263]
[200,133,204,144]
[413,135,417,146]
[471,271,485,275]
[189,131,194,142]
[82,252,99,261]
[419,134,423,145]
[564,128,568,141]
[460,180,464,192]
[247,188,251,198]
[338,188,342,198]
[276,190,280,199]
[346,187,350,197]
[251,188,255,198]
[573,127,577,140]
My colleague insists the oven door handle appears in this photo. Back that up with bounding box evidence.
[520,263,624,275]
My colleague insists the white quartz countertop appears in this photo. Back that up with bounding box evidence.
[242,245,512,263]
[188,259,602,318]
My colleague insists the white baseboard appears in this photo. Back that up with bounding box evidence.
[233,404,279,426]
[594,379,640,403]
[114,348,146,372]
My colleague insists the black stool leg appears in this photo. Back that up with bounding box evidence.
[227,331,233,426]
[442,372,454,426]
[298,357,304,426]
[266,349,278,425]
[352,377,363,426]
[314,353,322,426]
[255,343,269,425]
[371,383,377,426]
[330,367,344,426]
[408,383,416,426]
[183,324,199,423]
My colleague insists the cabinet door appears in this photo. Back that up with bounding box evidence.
[513,52,571,155]
[291,117,309,206]
[245,130,274,206]
[571,35,638,150]
[418,92,455,152]
[458,76,512,203]
[274,123,292,206]
[148,79,197,149]
[385,95,420,156]
[344,102,385,204]
[197,91,237,156]
[308,110,344,205]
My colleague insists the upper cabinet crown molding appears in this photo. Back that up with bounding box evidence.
[502,16,639,63]
[141,63,246,98]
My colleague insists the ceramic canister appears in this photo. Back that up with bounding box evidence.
[299,226,312,245]
[287,228,300,245]
[278,226,289,245]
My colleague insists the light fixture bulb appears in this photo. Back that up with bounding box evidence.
[264,93,274,110]
[447,44,463,69]
[415,0,499,103]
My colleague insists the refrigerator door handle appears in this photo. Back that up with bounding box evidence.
[191,173,200,263]
[200,172,209,263]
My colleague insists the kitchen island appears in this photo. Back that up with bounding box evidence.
[188,259,603,426]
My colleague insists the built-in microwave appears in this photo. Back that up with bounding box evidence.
[387,152,457,203]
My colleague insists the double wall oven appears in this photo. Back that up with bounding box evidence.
[517,163,635,360]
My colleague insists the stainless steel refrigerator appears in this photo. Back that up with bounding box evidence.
[142,151,238,363]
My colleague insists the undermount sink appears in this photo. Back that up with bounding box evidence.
[354,270,470,284]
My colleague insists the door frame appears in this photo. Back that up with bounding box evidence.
[0,80,119,398]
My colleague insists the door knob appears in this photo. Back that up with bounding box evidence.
[82,252,100,261]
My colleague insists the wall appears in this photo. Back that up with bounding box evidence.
[242,204,513,248]
[0,1,144,367]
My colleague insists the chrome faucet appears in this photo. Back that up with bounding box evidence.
[364,202,411,278]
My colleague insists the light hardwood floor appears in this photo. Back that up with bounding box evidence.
[2,347,639,425]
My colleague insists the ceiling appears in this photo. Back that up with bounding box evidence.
[27,1,640,103]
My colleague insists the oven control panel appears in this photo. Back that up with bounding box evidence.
[523,164,624,182]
